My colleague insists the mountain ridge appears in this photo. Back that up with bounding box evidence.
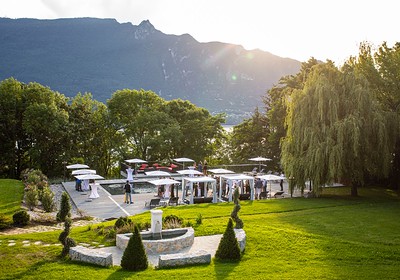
[0,17,301,123]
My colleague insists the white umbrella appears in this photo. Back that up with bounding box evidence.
[71,169,96,175]
[66,163,89,169]
[176,169,203,176]
[125,158,147,164]
[145,170,171,176]
[174,157,194,162]
[75,174,104,180]
[249,157,271,171]
[173,157,194,170]
[208,168,235,174]
[148,178,181,185]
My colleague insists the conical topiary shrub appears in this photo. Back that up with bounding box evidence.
[121,225,148,271]
[215,218,241,262]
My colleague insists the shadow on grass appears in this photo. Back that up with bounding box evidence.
[105,267,143,280]
[213,258,240,280]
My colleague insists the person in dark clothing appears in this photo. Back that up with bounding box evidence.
[280,179,284,191]
[124,180,133,204]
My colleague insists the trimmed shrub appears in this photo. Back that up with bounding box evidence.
[59,217,76,257]
[230,187,243,229]
[25,185,39,211]
[13,210,30,227]
[41,187,55,212]
[114,216,133,229]
[0,214,12,230]
[121,225,148,271]
[215,218,241,262]
[57,192,71,222]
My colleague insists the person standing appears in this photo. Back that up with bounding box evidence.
[255,178,262,200]
[124,180,133,204]
[203,160,208,175]
[198,161,203,173]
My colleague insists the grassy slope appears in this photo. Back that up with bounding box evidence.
[0,181,399,279]
[0,179,24,217]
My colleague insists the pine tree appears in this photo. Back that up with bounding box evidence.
[121,225,148,271]
[215,218,241,262]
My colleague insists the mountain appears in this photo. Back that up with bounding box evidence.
[0,17,301,124]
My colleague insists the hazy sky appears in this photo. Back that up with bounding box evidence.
[1,0,397,64]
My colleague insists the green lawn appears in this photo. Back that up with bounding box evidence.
[1,181,399,279]
[0,179,24,217]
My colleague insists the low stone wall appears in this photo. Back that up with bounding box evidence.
[70,246,112,267]
[234,228,246,252]
[116,227,194,255]
[158,250,211,268]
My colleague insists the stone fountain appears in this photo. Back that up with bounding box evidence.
[116,209,194,254]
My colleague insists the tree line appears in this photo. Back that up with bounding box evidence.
[0,80,225,178]
[2,41,399,197]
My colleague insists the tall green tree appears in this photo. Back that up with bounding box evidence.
[108,89,179,161]
[0,78,26,178]
[165,99,225,162]
[229,108,270,167]
[0,79,70,178]
[22,83,69,176]
[282,62,392,196]
[349,42,400,189]
[67,93,119,176]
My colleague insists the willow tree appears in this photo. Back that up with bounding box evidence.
[281,61,392,196]
[349,42,400,190]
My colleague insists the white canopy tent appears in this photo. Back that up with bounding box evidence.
[148,178,181,199]
[182,176,217,204]
[257,174,286,195]
[220,174,255,202]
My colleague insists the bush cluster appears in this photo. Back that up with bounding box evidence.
[13,210,30,226]
[114,216,133,229]
[163,214,183,229]
[21,169,54,213]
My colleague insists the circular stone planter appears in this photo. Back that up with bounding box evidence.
[116,227,194,255]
